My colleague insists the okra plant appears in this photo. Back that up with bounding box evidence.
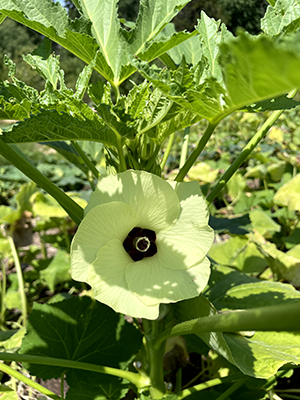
[0,0,300,399]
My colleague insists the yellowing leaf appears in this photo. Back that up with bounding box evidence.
[273,174,300,211]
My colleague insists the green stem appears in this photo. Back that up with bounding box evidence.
[8,236,27,328]
[0,260,7,329]
[145,145,160,172]
[214,378,248,400]
[116,138,127,172]
[177,373,243,399]
[0,352,149,389]
[175,122,217,182]
[207,88,298,204]
[0,362,61,400]
[179,127,190,169]
[72,141,99,179]
[112,84,120,103]
[143,319,166,399]
[60,372,65,399]
[160,133,175,170]
[0,141,84,225]
[153,302,300,350]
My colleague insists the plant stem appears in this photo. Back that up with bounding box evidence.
[175,122,217,182]
[0,362,61,400]
[214,378,248,400]
[0,352,150,389]
[8,236,27,328]
[153,302,300,350]
[0,260,7,330]
[60,373,65,399]
[179,127,190,169]
[0,141,83,225]
[72,141,99,179]
[160,133,174,170]
[177,373,243,399]
[207,88,298,204]
[143,319,166,399]
[116,137,127,172]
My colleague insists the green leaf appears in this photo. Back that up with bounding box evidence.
[174,295,236,367]
[23,38,61,88]
[196,11,232,83]
[40,250,71,292]
[163,24,202,65]
[206,265,300,378]
[187,162,219,183]
[219,33,300,115]
[79,0,126,79]
[208,236,268,274]
[41,142,89,175]
[65,372,128,400]
[209,214,251,235]
[137,32,300,123]
[19,296,143,379]
[0,182,36,224]
[249,210,281,236]
[261,0,300,36]
[273,173,300,211]
[254,235,300,286]
[2,110,120,147]
[32,192,86,220]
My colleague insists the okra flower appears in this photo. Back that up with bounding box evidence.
[71,170,214,320]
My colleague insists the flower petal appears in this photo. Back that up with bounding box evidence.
[126,256,211,306]
[156,194,214,270]
[71,202,139,281]
[88,239,160,319]
[85,170,180,232]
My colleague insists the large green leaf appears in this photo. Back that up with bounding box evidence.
[1,110,120,147]
[79,0,126,79]
[136,30,300,123]
[19,296,142,379]
[1,0,194,85]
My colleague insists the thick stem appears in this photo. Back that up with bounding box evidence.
[143,319,166,399]
[8,236,27,328]
[175,122,217,182]
[153,302,300,350]
[0,141,83,225]
[207,88,298,204]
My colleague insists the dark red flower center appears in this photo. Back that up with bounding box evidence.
[123,227,157,262]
